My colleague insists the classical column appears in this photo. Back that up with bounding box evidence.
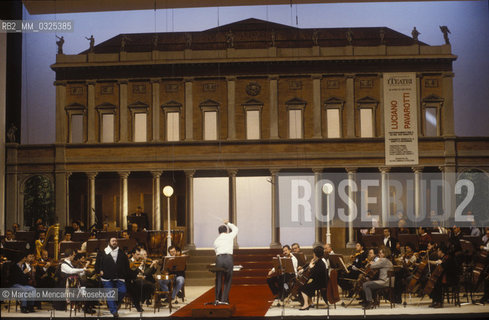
[118,171,129,230]
[270,169,281,248]
[227,77,236,140]
[379,167,390,227]
[345,74,355,138]
[346,167,357,248]
[312,75,322,138]
[5,146,18,230]
[151,171,162,230]
[87,172,98,227]
[55,170,70,228]
[87,81,96,143]
[151,79,160,141]
[185,170,196,250]
[269,76,279,139]
[412,167,423,220]
[55,81,67,143]
[184,78,193,140]
[118,80,128,142]
[442,72,455,137]
[439,165,456,226]
[313,168,323,247]
[228,169,238,248]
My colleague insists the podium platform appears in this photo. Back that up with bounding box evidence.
[191,303,236,318]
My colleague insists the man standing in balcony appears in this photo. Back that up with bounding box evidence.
[213,220,238,305]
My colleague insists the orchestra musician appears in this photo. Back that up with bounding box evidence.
[128,206,149,231]
[95,237,130,318]
[298,246,327,310]
[158,245,186,304]
[418,227,432,250]
[127,247,157,312]
[427,244,457,308]
[35,230,46,258]
[80,231,97,253]
[266,245,298,300]
[35,249,56,288]
[9,251,37,313]
[362,246,394,309]
[59,248,96,314]
[474,232,489,304]
[338,241,368,297]
[291,243,307,266]
[383,228,399,256]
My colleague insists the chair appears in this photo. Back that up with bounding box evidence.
[443,277,461,307]
[153,275,173,313]
[373,270,396,309]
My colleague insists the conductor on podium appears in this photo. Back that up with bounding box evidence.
[213,220,239,305]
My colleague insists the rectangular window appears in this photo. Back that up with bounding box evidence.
[166,112,180,141]
[425,107,438,136]
[71,115,83,143]
[246,110,260,140]
[326,109,341,138]
[134,113,147,142]
[360,108,374,138]
[101,114,114,143]
[288,109,302,139]
[204,111,217,140]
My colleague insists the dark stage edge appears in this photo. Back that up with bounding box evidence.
[4,313,489,320]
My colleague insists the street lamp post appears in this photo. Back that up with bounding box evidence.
[322,182,334,245]
[162,185,174,253]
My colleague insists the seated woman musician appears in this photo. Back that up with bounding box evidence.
[361,246,394,310]
[298,246,328,310]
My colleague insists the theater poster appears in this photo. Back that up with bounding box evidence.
[383,72,419,166]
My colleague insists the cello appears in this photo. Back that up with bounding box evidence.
[286,257,318,302]
[423,255,447,296]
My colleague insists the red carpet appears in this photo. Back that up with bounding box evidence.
[172,285,274,318]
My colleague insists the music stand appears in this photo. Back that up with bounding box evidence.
[398,234,420,251]
[272,256,295,275]
[161,256,187,275]
[205,264,228,306]
[327,254,349,273]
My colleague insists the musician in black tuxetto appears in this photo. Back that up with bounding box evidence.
[428,244,457,308]
[383,228,399,256]
[298,246,327,310]
[128,206,149,231]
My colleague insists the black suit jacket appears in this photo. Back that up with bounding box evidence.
[95,248,130,281]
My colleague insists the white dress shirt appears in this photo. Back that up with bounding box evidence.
[213,223,238,255]
[61,259,85,275]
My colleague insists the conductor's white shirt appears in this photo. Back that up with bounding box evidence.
[214,223,239,255]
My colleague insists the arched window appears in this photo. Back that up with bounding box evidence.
[23,175,55,228]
